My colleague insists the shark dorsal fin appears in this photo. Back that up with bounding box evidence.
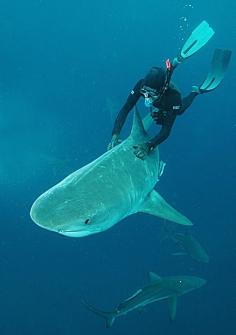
[130,105,147,142]
[142,112,153,131]
[148,272,162,283]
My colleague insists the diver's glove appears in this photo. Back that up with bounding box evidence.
[151,111,162,124]
[107,134,122,150]
[133,142,153,160]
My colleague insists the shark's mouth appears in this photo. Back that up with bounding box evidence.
[60,229,82,233]
[58,225,102,238]
[59,229,91,238]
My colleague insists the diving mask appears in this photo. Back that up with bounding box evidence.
[140,86,160,107]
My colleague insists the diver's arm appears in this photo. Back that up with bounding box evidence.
[148,122,174,149]
[112,80,143,136]
[178,91,199,115]
[133,123,173,159]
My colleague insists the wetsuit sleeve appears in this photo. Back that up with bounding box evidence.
[112,79,143,135]
[148,114,176,149]
[148,89,181,148]
[178,91,198,115]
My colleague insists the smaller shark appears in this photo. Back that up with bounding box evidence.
[82,273,206,327]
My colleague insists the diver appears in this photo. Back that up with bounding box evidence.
[107,21,232,160]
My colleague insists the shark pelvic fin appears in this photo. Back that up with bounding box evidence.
[168,296,178,321]
[148,272,162,283]
[81,300,116,328]
[130,105,148,142]
[139,190,193,226]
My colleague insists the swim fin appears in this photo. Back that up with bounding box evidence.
[181,21,214,60]
[172,21,215,66]
[200,48,232,92]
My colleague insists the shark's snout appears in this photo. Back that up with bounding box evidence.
[30,198,93,237]
[196,278,207,288]
[30,200,46,227]
[30,197,64,232]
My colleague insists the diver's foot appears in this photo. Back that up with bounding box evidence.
[191,85,201,94]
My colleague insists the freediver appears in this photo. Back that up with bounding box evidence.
[108,21,232,159]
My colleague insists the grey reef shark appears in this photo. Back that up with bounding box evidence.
[82,272,206,327]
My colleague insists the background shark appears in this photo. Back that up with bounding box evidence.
[172,232,210,263]
[82,272,206,327]
[30,110,192,237]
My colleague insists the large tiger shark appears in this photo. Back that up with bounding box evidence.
[30,110,192,237]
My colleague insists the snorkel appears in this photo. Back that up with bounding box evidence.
[156,58,173,100]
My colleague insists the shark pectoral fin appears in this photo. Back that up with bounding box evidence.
[168,296,177,321]
[139,191,193,226]
[148,272,162,283]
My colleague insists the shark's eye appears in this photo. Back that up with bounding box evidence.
[84,219,90,224]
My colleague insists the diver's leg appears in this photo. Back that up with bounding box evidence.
[178,91,199,115]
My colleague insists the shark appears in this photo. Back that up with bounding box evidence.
[82,272,206,327]
[30,109,192,238]
[172,232,210,263]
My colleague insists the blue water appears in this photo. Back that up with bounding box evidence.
[0,0,235,334]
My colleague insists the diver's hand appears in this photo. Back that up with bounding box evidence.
[151,111,160,124]
[133,142,152,160]
[107,134,121,150]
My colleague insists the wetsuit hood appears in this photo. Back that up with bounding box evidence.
[143,67,166,92]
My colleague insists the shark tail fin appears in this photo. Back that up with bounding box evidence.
[81,300,116,328]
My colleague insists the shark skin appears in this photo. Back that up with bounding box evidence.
[30,110,192,238]
[82,272,206,327]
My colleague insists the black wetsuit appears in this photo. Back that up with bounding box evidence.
[112,79,198,148]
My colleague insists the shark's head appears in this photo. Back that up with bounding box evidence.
[30,110,153,238]
[30,176,119,237]
[170,276,206,295]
